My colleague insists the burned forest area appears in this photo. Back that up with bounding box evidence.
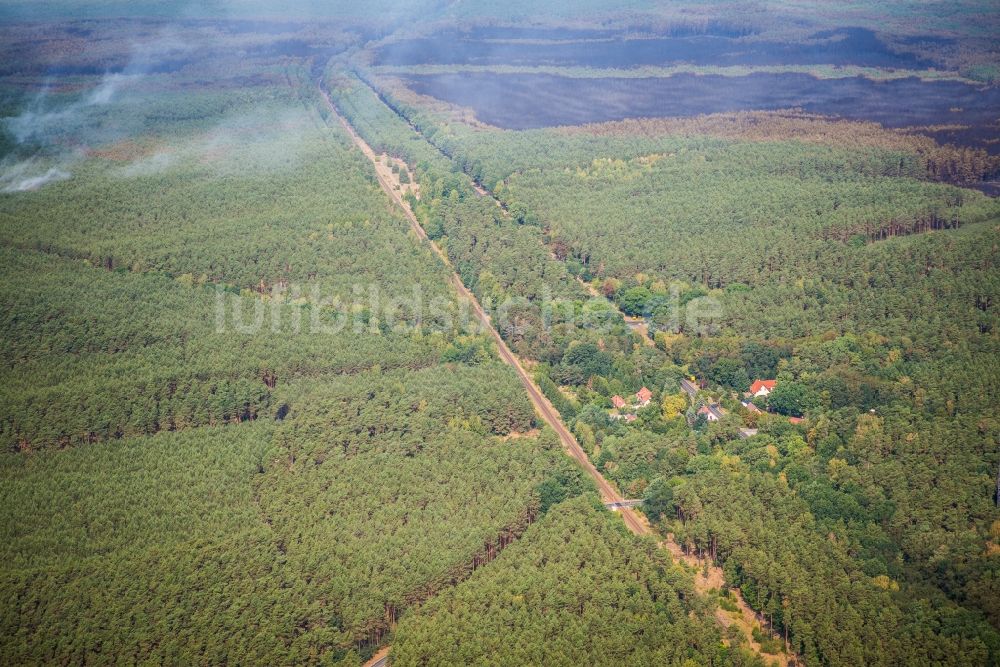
[1,1,999,666]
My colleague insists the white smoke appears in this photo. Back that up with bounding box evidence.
[117,151,176,178]
[1,27,194,192]
[3,167,71,192]
[111,105,322,180]
[85,72,135,106]
[0,159,71,192]
[4,72,138,147]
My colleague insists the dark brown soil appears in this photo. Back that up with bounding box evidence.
[401,71,1000,153]
[378,28,942,69]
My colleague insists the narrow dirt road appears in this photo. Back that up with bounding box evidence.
[322,84,793,667]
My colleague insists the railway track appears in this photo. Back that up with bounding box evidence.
[320,82,648,534]
[320,80,794,666]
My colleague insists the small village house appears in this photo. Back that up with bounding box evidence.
[749,379,777,398]
[635,387,653,407]
[697,405,720,422]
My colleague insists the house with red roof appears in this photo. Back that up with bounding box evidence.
[611,395,627,410]
[749,379,777,398]
[635,387,653,407]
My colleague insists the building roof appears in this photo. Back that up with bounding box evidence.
[788,416,804,425]
[708,404,726,420]
[624,414,638,423]
[698,404,724,421]
[741,401,763,414]
[611,395,627,409]
[636,387,653,403]
[750,379,777,394]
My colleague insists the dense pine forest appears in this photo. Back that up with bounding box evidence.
[391,496,756,666]
[0,60,585,663]
[332,52,999,667]
[2,1,999,665]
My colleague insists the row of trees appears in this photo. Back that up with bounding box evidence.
[328,71,668,400]
[557,112,1000,185]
